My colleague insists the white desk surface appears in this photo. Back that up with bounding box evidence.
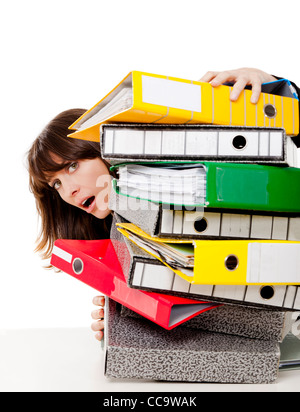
[0,327,299,392]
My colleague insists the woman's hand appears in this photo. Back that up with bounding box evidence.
[91,295,105,341]
[199,68,277,104]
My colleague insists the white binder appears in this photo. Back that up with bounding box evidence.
[130,260,300,311]
[160,209,300,240]
[109,191,300,241]
[101,123,298,166]
[111,213,300,311]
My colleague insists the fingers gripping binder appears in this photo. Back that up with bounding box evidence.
[50,238,218,330]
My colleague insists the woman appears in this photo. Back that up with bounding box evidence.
[28,108,113,341]
[27,68,299,342]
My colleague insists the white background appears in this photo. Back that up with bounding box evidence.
[1,0,300,331]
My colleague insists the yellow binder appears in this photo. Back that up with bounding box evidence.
[68,71,299,142]
[116,222,300,286]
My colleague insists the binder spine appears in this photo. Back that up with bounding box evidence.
[130,259,300,311]
[159,209,300,240]
[101,124,292,165]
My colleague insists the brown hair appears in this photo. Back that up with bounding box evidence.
[27,109,112,261]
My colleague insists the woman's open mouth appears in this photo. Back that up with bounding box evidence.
[81,196,96,212]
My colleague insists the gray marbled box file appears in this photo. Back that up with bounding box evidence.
[119,304,296,343]
[104,299,280,384]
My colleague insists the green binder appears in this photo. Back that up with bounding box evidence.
[111,162,300,214]
[205,162,300,213]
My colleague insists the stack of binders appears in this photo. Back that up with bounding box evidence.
[51,71,300,384]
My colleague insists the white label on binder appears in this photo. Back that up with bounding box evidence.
[172,274,191,293]
[218,131,259,156]
[142,75,202,112]
[138,262,175,290]
[145,130,162,155]
[283,286,298,309]
[288,218,300,241]
[221,214,250,238]
[161,209,175,234]
[272,217,289,240]
[114,129,144,154]
[270,131,283,156]
[244,285,288,307]
[52,246,72,263]
[259,132,270,156]
[185,131,218,155]
[294,288,300,310]
[104,129,114,154]
[162,131,185,155]
[189,283,214,295]
[250,215,273,239]
[213,285,246,300]
[131,262,145,286]
[247,243,300,284]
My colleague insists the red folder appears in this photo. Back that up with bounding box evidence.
[50,239,219,330]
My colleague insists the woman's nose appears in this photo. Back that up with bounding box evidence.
[71,188,79,196]
[69,184,80,197]
[64,179,80,198]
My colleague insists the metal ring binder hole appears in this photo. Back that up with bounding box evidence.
[225,255,239,271]
[72,258,84,275]
[263,104,277,119]
[260,286,275,300]
[194,218,208,233]
[232,135,247,150]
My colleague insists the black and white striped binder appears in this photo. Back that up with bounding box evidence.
[101,123,298,166]
[109,191,300,241]
[111,213,300,311]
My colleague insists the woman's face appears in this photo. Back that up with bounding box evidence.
[48,156,112,219]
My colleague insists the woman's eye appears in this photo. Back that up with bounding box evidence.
[69,162,78,172]
[53,180,61,190]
